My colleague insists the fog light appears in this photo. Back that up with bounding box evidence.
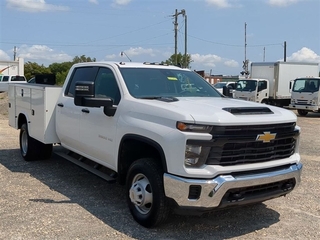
[185,145,201,166]
[185,158,199,165]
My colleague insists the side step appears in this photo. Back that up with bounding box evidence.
[54,149,117,183]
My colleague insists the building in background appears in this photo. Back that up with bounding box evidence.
[195,70,239,84]
[0,58,24,76]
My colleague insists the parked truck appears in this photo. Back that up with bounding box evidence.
[8,61,302,227]
[0,75,27,92]
[289,77,320,116]
[234,61,319,107]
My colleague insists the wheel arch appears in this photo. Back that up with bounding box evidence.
[17,113,28,129]
[117,134,167,185]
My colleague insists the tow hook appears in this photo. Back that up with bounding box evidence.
[229,192,244,202]
[282,182,294,191]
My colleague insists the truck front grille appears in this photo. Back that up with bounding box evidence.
[204,122,298,166]
[296,99,310,105]
[238,97,248,101]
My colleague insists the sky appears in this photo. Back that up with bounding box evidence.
[0,0,319,76]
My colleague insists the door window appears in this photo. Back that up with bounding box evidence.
[95,68,121,105]
[65,66,98,97]
[258,81,267,91]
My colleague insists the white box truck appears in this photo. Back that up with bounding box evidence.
[290,77,320,116]
[234,62,319,107]
[8,61,302,227]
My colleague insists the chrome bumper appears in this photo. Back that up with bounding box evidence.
[163,163,302,208]
[289,104,319,111]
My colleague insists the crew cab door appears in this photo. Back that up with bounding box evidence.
[79,67,121,169]
[56,66,99,151]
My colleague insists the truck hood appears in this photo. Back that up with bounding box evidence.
[128,97,297,125]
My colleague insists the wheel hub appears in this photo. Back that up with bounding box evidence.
[21,130,28,155]
[129,181,146,206]
[129,175,153,214]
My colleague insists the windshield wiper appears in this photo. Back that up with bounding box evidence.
[138,96,179,102]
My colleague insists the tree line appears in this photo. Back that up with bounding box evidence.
[24,53,192,86]
[24,55,96,86]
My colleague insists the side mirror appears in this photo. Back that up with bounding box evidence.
[289,80,293,92]
[222,86,228,96]
[74,81,115,116]
[223,85,233,97]
[74,81,95,106]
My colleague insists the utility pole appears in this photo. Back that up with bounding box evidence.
[284,41,287,62]
[172,9,185,66]
[263,47,265,62]
[244,22,249,77]
[13,46,17,61]
[184,13,187,68]
[241,22,249,78]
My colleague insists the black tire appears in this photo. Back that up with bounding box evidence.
[261,99,268,104]
[20,123,52,161]
[297,109,308,116]
[126,158,170,228]
[39,144,53,159]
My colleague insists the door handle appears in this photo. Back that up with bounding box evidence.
[82,108,90,113]
[57,103,64,107]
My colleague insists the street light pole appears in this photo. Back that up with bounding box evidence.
[120,51,132,62]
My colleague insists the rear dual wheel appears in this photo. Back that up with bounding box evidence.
[20,123,52,161]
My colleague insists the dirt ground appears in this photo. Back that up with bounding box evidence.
[0,92,8,119]
[0,93,319,239]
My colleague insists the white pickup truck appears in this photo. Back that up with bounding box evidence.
[8,62,302,228]
[0,75,27,92]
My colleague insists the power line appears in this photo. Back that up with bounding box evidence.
[0,41,172,48]
[187,34,282,48]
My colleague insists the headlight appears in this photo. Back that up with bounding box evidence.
[312,97,318,105]
[291,99,295,104]
[177,122,212,133]
[184,142,211,167]
[185,145,202,165]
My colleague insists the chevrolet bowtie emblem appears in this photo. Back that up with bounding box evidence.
[256,132,276,143]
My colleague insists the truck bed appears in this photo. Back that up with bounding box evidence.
[8,83,62,144]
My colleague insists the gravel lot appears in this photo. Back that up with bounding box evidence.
[0,91,319,240]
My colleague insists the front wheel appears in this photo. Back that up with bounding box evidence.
[297,109,308,116]
[126,158,170,228]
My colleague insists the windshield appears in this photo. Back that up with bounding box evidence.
[119,68,221,98]
[236,80,257,92]
[292,78,320,92]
